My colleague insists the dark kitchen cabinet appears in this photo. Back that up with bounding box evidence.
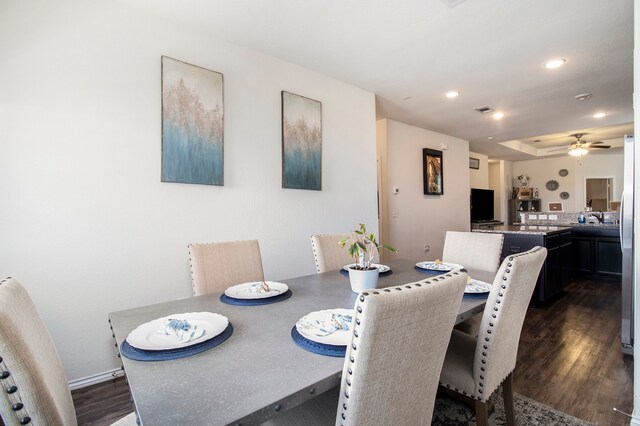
[570,227,622,279]
[499,229,571,304]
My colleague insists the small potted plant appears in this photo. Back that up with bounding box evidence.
[339,223,397,293]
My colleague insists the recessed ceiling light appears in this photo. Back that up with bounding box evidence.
[402,96,412,100]
[593,112,607,119]
[544,58,566,69]
[445,91,460,98]
[575,93,592,101]
[492,111,504,120]
[487,136,494,140]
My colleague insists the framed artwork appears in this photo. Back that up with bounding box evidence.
[548,202,564,212]
[469,157,480,170]
[282,91,322,190]
[161,56,224,186]
[423,148,443,195]
[517,188,533,199]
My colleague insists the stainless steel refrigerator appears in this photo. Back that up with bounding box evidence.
[621,135,634,355]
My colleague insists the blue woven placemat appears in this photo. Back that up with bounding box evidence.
[220,290,292,306]
[464,292,490,299]
[414,266,449,275]
[290,326,346,357]
[340,269,392,277]
[121,323,233,362]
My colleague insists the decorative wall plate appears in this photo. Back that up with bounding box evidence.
[559,169,569,177]
[546,180,559,191]
[560,191,570,200]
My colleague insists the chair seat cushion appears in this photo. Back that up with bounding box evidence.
[439,329,477,397]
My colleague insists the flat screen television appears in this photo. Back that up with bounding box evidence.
[470,188,495,222]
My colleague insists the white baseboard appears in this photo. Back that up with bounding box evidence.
[68,368,125,391]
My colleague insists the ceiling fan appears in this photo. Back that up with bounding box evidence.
[547,133,611,158]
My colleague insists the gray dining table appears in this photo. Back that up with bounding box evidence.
[109,259,491,425]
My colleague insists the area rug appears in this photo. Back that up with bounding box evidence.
[432,391,594,425]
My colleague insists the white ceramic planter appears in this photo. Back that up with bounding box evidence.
[347,267,379,293]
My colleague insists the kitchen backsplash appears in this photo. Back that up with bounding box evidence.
[519,211,620,225]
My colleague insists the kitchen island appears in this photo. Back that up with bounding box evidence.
[473,225,572,304]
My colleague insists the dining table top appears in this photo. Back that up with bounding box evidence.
[109,259,492,426]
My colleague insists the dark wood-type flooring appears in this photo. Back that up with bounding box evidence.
[72,276,633,425]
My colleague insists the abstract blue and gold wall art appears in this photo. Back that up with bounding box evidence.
[162,56,224,186]
[281,91,322,190]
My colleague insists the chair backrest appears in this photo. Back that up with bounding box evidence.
[442,231,504,274]
[0,278,77,426]
[188,240,264,296]
[473,247,547,400]
[336,271,468,425]
[310,234,353,273]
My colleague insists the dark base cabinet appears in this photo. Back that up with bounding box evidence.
[570,227,622,279]
[500,230,571,304]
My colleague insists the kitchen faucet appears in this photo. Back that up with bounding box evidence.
[588,211,604,223]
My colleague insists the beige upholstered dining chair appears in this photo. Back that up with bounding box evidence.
[310,234,354,273]
[439,247,547,426]
[188,240,265,296]
[442,231,504,279]
[0,277,137,426]
[264,270,468,426]
[443,231,505,334]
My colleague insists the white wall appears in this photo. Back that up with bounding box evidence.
[511,151,623,212]
[0,1,378,381]
[378,119,470,261]
[469,151,489,189]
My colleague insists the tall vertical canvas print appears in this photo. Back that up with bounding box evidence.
[161,56,224,186]
[281,91,322,190]
[423,148,443,195]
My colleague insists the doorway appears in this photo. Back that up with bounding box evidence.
[585,177,613,211]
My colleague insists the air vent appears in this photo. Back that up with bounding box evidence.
[474,106,494,114]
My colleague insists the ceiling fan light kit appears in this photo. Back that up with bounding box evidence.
[547,132,611,163]
[569,147,589,157]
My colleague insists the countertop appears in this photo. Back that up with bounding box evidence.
[473,225,572,235]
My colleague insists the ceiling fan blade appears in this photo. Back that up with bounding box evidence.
[588,141,604,145]
[589,145,610,149]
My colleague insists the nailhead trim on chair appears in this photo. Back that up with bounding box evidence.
[0,345,32,425]
[439,248,543,401]
[339,272,458,423]
[310,236,321,273]
[0,277,31,425]
[187,244,198,296]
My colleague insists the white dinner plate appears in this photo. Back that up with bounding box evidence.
[296,308,354,346]
[342,263,390,273]
[126,312,228,351]
[415,261,463,272]
[465,279,492,294]
[224,281,289,300]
